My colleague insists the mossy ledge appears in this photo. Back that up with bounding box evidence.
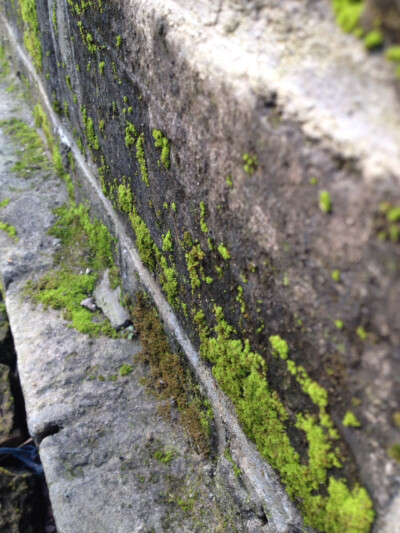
[2,0,398,528]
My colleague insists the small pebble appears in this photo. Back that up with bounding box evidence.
[80,297,97,312]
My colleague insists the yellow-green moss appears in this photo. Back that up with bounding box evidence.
[136,133,149,186]
[20,0,42,71]
[343,411,361,428]
[26,200,116,337]
[243,153,258,176]
[0,117,49,177]
[319,190,332,213]
[199,201,209,234]
[185,244,205,292]
[162,230,173,252]
[152,129,170,169]
[194,309,374,532]
[217,244,231,260]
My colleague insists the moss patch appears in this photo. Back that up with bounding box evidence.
[19,0,42,71]
[26,200,117,337]
[132,294,213,455]
[152,129,170,170]
[0,117,49,177]
[195,307,374,532]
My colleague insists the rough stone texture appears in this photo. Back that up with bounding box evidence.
[0,364,14,445]
[0,66,277,533]
[93,269,131,329]
[0,466,44,533]
[1,0,400,531]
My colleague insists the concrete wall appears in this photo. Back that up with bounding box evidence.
[1,0,400,531]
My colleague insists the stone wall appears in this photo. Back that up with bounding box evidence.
[1,0,400,531]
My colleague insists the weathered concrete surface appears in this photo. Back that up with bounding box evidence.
[0,67,284,532]
[1,0,400,531]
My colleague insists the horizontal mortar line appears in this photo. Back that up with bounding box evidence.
[0,12,303,532]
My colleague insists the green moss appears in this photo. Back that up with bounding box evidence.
[77,21,97,54]
[310,176,318,185]
[0,47,11,79]
[125,122,138,148]
[224,448,241,477]
[217,244,231,260]
[226,175,233,188]
[116,35,122,48]
[319,190,332,213]
[0,221,18,241]
[364,30,383,49]
[171,202,177,212]
[199,201,209,234]
[158,255,179,307]
[0,117,49,177]
[119,363,133,376]
[0,198,10,209]
[154,449,174,465]
[185,244,205,292]
[63,100,69,119]
[198,317,374,532]
[26,200,116,337]
[386,46,400,62]
[152,129,170,169]
[331,269,341,282]
[19,0,42,70]
[117,182,134,213]
[388,444,400,463]
[52,145,64,175]
[343,411,361,428]
[236,285,246,314]
[243,153,258,176]
[136,134,149,186]
[162,230,173,252]
[269,335,289,359]
[356,326,368,341]
[129,209,157,271]
[81,106,99,151]
[332,0,364,34]
[99,61,105,75]
[334,319,344,330]
[65,75,72,90]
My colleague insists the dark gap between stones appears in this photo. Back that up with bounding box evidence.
[0,300,57,533]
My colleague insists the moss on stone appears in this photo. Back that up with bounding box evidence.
[0,117,49,177]
[132,294,213,455]
[136,133,149,186]
[199,202,209,234]
[217,244,231,260]
[19,0,42,71]
[185,244,205,292]
[152,129,170,169]
[319,190,332,213]
[194,311,374,531]
[343,411,361,427]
